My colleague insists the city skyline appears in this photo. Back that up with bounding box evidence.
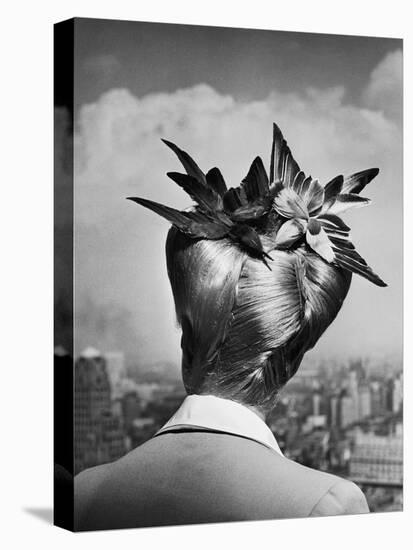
[68,343,402,512]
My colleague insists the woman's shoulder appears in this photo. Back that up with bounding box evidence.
[266,453,369,517]
[308,477,369,516]
[73,432,369,526]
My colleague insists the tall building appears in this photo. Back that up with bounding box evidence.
[104,351,126,399]
[340,390,357,427]
[347,368,359,418]
[358,382,371,419]
[122,391,141,432]
[312,391,321,416]
[370,381,385,417]
[328,392,340,428]
[384,377,395,412]
[75,347,126,474]
[392,372,403,413]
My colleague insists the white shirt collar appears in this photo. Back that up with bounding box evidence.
[157,394,283,456]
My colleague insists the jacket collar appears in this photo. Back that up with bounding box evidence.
[157,394,283,456]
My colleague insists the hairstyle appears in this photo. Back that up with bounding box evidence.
[129,123,385,412]
[166,227,351,410]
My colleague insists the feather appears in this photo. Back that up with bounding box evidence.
[326,194,371,216]
[241,156,270,200]
[323,228,350,240]
[127,197,192,229]
[333,247,368,266]
[186,220,231,239]
[206,167,227,197]
[292,171,306,194]
[298,175,313,197]
[283,152,300,189]
[162,139,207,186]
[223,187,248,212]
[341,168,379,195]
[328,236,355,250]
[323,175,344,211]
[269,122,300,187]
[273,187,309,219]
[269,123,277,184]
[268,181,285,200]
[215,210,234,227]
[167,172,220,211]
[229,224,271,261]
[318,213,351,232]
[127,129,387,285]
[127,197,229,239]
[230,198,272,222]
[333,250,387,287]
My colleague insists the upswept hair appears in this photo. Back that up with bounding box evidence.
[129,123,385,410]
[166,227,351,410]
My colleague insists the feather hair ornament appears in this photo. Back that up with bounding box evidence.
[128,123,386,287]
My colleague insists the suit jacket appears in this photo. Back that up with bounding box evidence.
[74,396,368,531]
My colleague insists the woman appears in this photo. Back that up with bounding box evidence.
[75,123,386,530]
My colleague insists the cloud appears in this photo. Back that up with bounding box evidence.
[362,49,402,120]
[71,53,402,367]
[75,83,398,194]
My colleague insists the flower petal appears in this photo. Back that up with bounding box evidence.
[306,223,335,263]
[273,187,309,219]
[274,218,307,248]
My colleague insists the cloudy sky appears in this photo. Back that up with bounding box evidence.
[65,18,402,371]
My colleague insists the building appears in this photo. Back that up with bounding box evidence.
[104,351,126,399]
[328,392,340,428]
[74,347,126,474]
[144,387,187,428]
[312,391,321,416]
[392,372,403,413]
[291,367,320,389]
[122,391,141,432]
[340,391,357,427]
[358,382,371,419]
[349,429,403,486]
[370,381,385,417]
[384,377,395,412]
[289,429,330,470]
[128,417,157,449]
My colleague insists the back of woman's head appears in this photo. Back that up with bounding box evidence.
[129,123,386,412]
[166,227,351,410]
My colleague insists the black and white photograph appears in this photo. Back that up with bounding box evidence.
[3,0,412,547]
[53,17,403,532]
